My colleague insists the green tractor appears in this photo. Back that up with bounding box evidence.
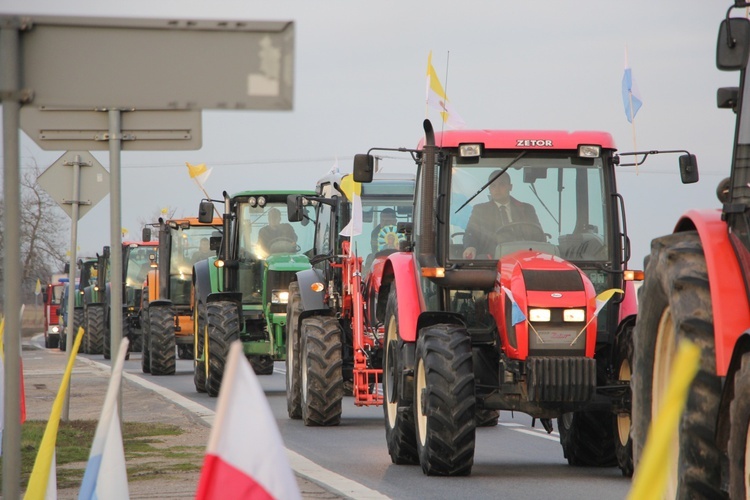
[59,256,99,352]
[192,190,316,397]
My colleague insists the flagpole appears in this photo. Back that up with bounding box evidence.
[193,178,222,218]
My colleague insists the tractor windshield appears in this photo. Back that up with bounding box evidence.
[235,201,315,304]
[169,223,222,305]
[125,246,158,288]
[449,153,608,262]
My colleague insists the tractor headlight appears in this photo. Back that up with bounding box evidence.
[271,290,289,304]
[563,309,585,322]
[52,326,60,333]
[459,144,482,157]
[258,196,267,207]
[578,145,601,158]
[528,308,551,322]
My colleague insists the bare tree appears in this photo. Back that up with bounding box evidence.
[0,160,69,305]
[135,206,178,241]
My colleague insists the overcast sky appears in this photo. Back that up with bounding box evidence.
[0,1,740,268]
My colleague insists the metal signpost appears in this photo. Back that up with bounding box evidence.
[1,14,294,498]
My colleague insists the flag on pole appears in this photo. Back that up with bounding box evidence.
[196,341,301,500]
[24,326,85,500]
[622,52,643,123]
[186,162,213,186]
[35,279,42,296]
[594,288,624,317]
[339,193,363,238]
[501,286,527,326]
[426,51,466,129]
[627,340,701,500]
[78,337,131,500]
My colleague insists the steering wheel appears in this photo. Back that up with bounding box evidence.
[377,225,403,251]
[495,222,546,243]
[267,237,300,254]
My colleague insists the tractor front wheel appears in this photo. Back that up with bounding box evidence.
[84,305,105,355]
[414,324,476,476]
[558,411,617,467]
[286,281,303,419]
[300,315,343,426]
[632,231,722,497]
[193,301,207,393]
[149,304,176,376]
[729,351,750,499]
[206,301,240,397]
[249,355,274,375]
[613,324,634,477]
[383,287,418,464]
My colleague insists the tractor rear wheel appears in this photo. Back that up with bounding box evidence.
[193,301,207,393]
[300,315,343,426]
[558,411,617,467]
[414,324,476,476]
[382,286,418,464]
[632,231,722,497]
[149,304,176,376]
[249,355,274,375]
[104,314,131,361]
[729,351,750,499]
[178,344,193,360]
[59,331,67,351]
[613,324,634,477]
[85,304,105,355]
[286,281,303,419]
[206,301,240,397]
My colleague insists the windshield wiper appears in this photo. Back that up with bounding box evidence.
[454,151,528,214]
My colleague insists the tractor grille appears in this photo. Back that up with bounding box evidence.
[521,269,583,291]
[526,356,595,402]
[266,271,294,314]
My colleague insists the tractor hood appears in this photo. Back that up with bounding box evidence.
[264,253,311,272]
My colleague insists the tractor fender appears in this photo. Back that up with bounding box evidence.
[192,259,214,306]
[380,252,422,343]
[294,268,327,312]
[148,299,173,310]
[674,209,750,375]
[618,280,638,326]
[716,331,750,456]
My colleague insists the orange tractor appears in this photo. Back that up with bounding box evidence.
[141,217,222,375]
[632,6,750,498]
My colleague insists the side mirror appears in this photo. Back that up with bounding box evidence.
[717,87,739,110]
[198,201,214,224]
[42,293,48,303]
[209,235,222,252]
[287,195,303,222]
[717,18,750,71]
[717,177,731,204]
[103,246,110,258]
[678,154,699,184]
[63,262,70,274]
[142,227,152,242]
[353,154,374,183]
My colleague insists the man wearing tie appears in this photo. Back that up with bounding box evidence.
[462,170,541,259]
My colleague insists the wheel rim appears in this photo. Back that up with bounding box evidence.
[416,357,427,445]
[653,306,678,499]
[617,358,632,446]
[385,314,398,427]
[745,420,750,496]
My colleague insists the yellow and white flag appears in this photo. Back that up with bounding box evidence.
[426,51,465,129]
[186,162,213,186]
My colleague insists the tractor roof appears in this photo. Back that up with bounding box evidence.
[418,129,616,151]
[229,189,316,200]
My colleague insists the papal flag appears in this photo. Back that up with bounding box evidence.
[186,162,213,186]
[426,51,465,129]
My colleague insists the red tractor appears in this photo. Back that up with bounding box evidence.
[632,6,750,498]
[353,121,693,476]
[42,277,66,348]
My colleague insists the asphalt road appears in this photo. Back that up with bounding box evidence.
[57,340,632,500]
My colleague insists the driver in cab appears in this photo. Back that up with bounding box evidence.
[462,170,540,259]
[258,207,297,255]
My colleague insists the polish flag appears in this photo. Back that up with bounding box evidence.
[196,342,301,500]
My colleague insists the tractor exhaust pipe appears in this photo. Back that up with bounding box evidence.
[419,120,437,259]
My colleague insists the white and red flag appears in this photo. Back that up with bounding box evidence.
[196,341,301,500]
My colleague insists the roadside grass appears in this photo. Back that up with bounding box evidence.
[0,420,204,490]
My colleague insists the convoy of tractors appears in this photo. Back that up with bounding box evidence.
[43,3,750,494]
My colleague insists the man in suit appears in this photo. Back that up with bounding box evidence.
[462,170,541,259]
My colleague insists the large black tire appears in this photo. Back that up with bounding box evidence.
[59,330,67,352]
[141,307,151,374]
[632,231,723,498]
[206,301,240,397]
[558,411,617,467]
[149,304,176,376]
[729,351,750,499]
[104,314,130,361]
[285,281,303,419]
[300,315,343,426]
[414,324,476,476]
[249,355,275,375]
[193,301,207,393]
[382,286,419,464]
[613,324,634,477]
[178,344,193,360]
[85,305,105,355]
